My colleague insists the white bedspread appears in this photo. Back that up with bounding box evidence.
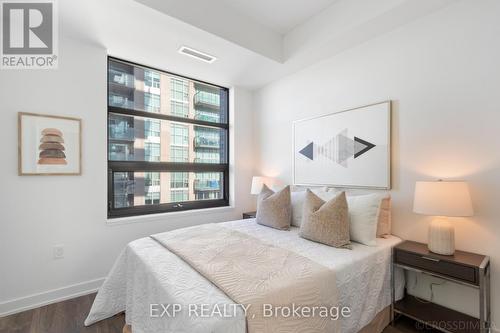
[85,219,405,333]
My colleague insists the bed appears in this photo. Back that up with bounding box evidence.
[85,218,405,333]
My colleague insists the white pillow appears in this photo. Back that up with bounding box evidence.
[346,193,387,246]
[291,191,306,227]
[290,187,333,227]
[327,188,391,238]
[311,188,340,202]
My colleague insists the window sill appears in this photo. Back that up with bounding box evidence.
[106,205,235,226]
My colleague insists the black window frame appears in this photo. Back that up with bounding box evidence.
[107,56,230,218]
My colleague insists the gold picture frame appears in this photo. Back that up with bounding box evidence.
[18,112,82,175]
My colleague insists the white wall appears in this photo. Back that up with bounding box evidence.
[253,0,500,329]
[0,37,255,315]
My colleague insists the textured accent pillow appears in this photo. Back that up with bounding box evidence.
[327,188,392,238]
[291,187,337,227]
[256,185,291,230]
[299,190,351,249]
[376,197,392,237]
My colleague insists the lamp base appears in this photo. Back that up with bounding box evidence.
[428,217,455,255]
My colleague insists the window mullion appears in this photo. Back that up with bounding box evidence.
[108,161,228,173]
[108,106,229,130]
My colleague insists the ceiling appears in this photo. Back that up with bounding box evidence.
[218,0,340,34]
[62,0,456,90]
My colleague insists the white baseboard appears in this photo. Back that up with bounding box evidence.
[0,278,105,317]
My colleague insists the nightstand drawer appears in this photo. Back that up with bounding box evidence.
[394,249,478,284]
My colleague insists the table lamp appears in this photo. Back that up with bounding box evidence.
[413,180,473,255]
[251,176,269,195]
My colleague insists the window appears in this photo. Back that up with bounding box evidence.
[171,100,188,118]
[113,172,134,208]
[108,57,229,218]
[145,172,160,186]
[144,92,161,113]
[144,142,161,162]
[171,190,188,202]
[171,172,189,188]
[194,149,220,163]
[145,70,160,89]
[171,123,188,146]
[171,78,188,102]
[170,146,188,162]
[145,192,160,205]
[170,79,189,118]
[145,119,160,139]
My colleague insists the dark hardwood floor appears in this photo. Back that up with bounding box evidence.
[0,293,432,333]
[385,316,440,333]
[0,293,124,333]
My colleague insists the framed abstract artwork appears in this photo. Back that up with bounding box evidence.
[18,112,82,175]
[293,101,391,189]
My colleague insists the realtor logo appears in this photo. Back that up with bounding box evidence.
[1,0,58,69]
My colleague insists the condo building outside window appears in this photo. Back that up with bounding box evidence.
[107,58,229,218]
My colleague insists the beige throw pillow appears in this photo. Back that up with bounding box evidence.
[290,187,337,227]
[376,197,392,237]
[299,190,351,249]
[256,185,291,230]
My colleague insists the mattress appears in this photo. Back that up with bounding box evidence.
[85,218,405,333]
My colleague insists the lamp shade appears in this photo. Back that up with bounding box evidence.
[413,181,473,217]
[251,176,267,195]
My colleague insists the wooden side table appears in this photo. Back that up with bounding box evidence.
[242,211,256,219]
[392,240,490,333]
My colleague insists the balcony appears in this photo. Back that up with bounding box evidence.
[194,91,220,111]
[113,179,135,193]
[109,152,135,161]
[109,127,135,141]
[193,137,220,149]
[194,180,220,191]
[109,95,135,110]
[194,158,219,164]
[195,113,220,123]
[109,70,135,88]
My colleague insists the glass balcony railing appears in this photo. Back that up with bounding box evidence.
[194,91,220,109]
[109,96,135,110]
[109,70,135,88]
[194,180,220,191]
[194,158,219,163]
[193,137,220,149]
[194,113,220,122]
[109,127,135,141]
[113,180,135,193]
[109,152,135,161]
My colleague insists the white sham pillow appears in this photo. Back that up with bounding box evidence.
[346,193,387,246]
[327,188,392,238]
[290,187,333,227]
[291,191,306,227]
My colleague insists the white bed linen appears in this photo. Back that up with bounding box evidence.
[85,219,404,333]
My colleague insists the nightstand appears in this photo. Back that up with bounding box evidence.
[242,211,256,219]
[392,240,490,333]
